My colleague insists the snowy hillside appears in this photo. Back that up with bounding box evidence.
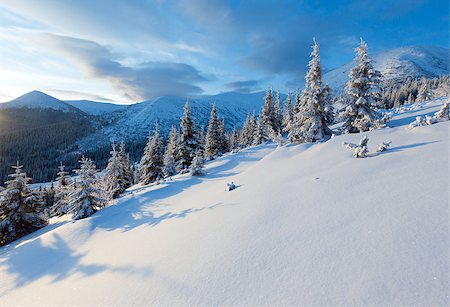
[64,100,126,115]
[77,91,270,150]
[324,46,449,91]
[0,91,81,112]
[0,98,447,305]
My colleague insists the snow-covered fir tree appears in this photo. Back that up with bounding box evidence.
[435,102,449,121]
[262,88,276,136]
[118,142,134,189]
[0,162,47,246]
[343,136,369,158]
[66,156,107,220]
[290,39,332,143]
[282,91,293,135]
[341,39,383,133]
[229,127,239,152]
[239,113,256,147]
[190,149,205,176]
[140,126,164,185]
[253,115,268,145]
[177,100,199,172]
[205,103,222,159]
[416,77,429,102]
[273,89,283,134]
[219,118,229,154]
[163,126,179,178]
[51,162,72,217]
[103,142,125,199]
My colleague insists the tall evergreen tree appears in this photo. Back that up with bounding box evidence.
[66,157,106,220]
[290,39,332,143]
[219,118,229,154]
[51,162,72,217]
[262,88,276,136]
[0,162,47,246]
[273,89,283,134]
[118,142,134,189]
[229,127,239,152]
[282,91,293,135]
[253,115,268,145]
[177,100,198,172]
[163,126,179,178]
[103,142,124,199]
[140,126,164,185]
[342,39,383,133]
[205,103,222,159]
[239,113,256,147]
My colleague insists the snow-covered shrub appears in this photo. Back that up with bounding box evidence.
[408,116,425,129]
[425,115,437,126]
[376,141,392,152]
[227,182,237,191]
[343,136,369,158]
[434,102,449,121]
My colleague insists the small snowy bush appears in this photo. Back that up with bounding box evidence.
[376,141,392,152]
[227,182,237,191]
[343,136,369,158]
[434,102,449,121]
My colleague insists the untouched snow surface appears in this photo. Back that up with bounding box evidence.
[64,100,126,115]
[0,99,448,306]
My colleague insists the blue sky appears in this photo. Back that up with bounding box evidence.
[0,0,448,103]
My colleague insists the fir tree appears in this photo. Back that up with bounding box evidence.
[140,126,164,185]
[219,118,229,154]
[190,149,205,176]
[118,142,134,189]
[66,157,107,220]
[51,162,72,217]
[342,39,383,133]
[239,113,256,147]
[177,100,198,172]
[0,162,47,246]
[282,91,293,135]
[229,127,239,152]
[163,126,179,178]
[273,89,283,134]
[205,103,222,159]
[417,77,429,102]
[103,142,124,199]
[253,115,268,145]
[262,88,276,135]
[290,39,332,143]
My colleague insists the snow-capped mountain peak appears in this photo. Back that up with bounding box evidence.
[324,45,449,91]
[0,91,79,112]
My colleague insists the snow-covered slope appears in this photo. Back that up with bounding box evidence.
[0,91,80,112]
[0,98,447,305]
[324,46,450,91]
[77,91,269,150]
[64,100,126,115]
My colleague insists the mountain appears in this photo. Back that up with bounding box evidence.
[64,100,126,115]
[0,91,81,112]
[324,45,450,91]
[0,98,447,305]
[76,91,271,150]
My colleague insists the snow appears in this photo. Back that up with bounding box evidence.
[0,91,79,112]
[0,98,448,305]
[324,45,450,91]
[64,100,126,115]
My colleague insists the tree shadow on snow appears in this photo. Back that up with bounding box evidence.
[368,140,441,157]
[0,233,153,295]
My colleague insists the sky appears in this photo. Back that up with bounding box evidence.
[0,0,448,104]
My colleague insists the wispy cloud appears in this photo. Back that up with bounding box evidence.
[33,33,211,101]
[224,79,261,93]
